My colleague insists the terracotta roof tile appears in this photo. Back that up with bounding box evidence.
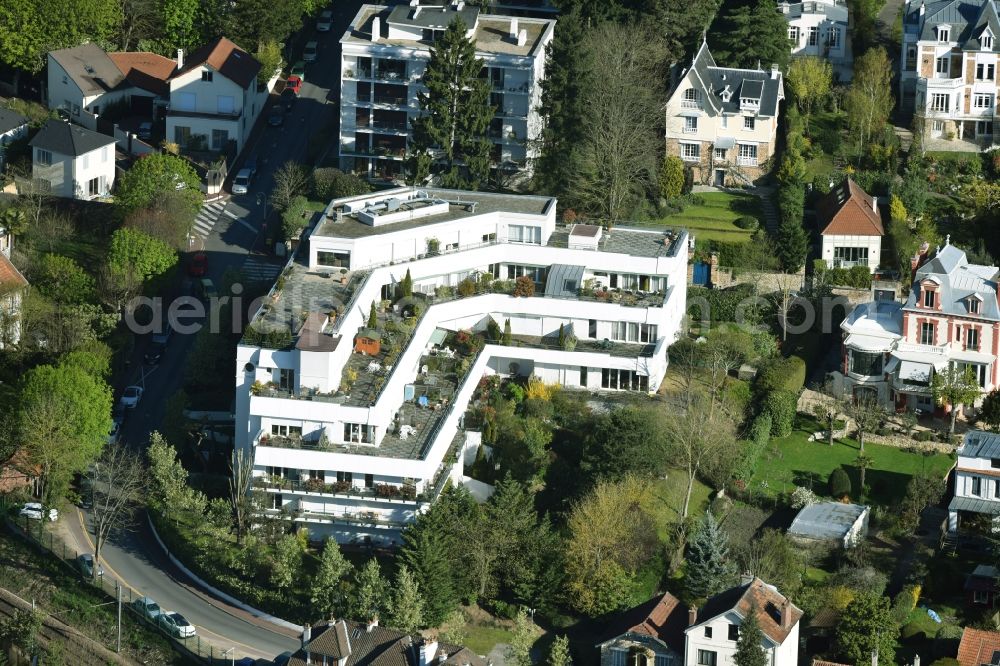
[817,178,884,237]
[0,253,28,292]
[174,37,261,89]
[698,578,803,645]
[813,660,852,666]
[958,627,1000,666]
[109,52,176,96]
[289,621,486,666]
[599,592,687,654]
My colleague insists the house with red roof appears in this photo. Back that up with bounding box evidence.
[958,627,1000,666]
[817,177,884,273]
[597,592,687,666]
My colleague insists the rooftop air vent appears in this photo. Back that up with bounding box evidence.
[386,198,402,212]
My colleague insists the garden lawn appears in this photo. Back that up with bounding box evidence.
[926,151,981,161]
[462,621,517,655]
[648,475,712,540]
[656,192,762,244]
[750,416,955,505]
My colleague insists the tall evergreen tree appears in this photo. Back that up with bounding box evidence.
[353,558,389,622]
[410,17,494,189]
[389,565,425,633]
[776,217,809,272]
[710,0,790,70]
[684,511,735,600]
[312,539,354,621]
[401,526,458,627]
[734,605,768,666]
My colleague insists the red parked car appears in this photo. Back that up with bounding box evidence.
[285,75,302,95]
[187,252,207,277]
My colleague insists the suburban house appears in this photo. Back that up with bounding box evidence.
[949,429,1000,533]
[236,187,689,543]
[817,178,884,273]
[166,37,267,155]
[0,108,29,171]
[900,0,1000,145]
[957,627,1000,666]
[47,43,129,131]
[29,119,116,200]
[788,501,870,548]
[836,242,1000,412]
[684,577,802,666]
[338,2,555,179]
[779,0,853,81]
[965,564,1000,608]
[291,619,485,666]
[0,221,28,348]
[665,41,784,187]
[597,592,686,666]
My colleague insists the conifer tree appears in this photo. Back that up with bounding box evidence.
[401,526,458,627]
[368,302,378,329]
[684,511,735,600]
[776,217,809,272]
[711,0,790,70]
[734,605,768,666]
[389,565,425,633]
[312,539,354,621]
[410,17,494,189]
[401,269,413,298]
[502,319,512,345]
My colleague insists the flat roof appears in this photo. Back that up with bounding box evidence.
[314,187,554,239]
[548,227,687,259]
[789,502,868,540]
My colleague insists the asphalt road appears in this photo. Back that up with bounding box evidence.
[74,2,361,660]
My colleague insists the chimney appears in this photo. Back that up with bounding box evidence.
[780,599,792,630]
[688,607,698,626]
[509,18,519,40]
[371,16,380,42]
[740,573,754,586]
[770,64,780,79]
[367,615,379,632]
[438,650,448,664]
[919,0,925,17]
[414,6,422,17]
[420,640,439,666]
[517,29,527,47]
[303,624,312,665]
[176,48,184,69]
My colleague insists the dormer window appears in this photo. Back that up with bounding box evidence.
[969,295,982,314]
[983,30,994,50]
[923,288,935,307]
[938,25,951,42]
[720,85,732,103]
[740,97,759,109]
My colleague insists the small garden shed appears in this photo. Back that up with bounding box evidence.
[354,328,381,355]
[789,501,870,549]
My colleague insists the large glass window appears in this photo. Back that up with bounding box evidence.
[509,225,541,244]
[834,246,869,266]
[849,350,883,377]
[698,651,717,666]
[601,368,650,391]
[317,251,350,267]
[920,322,935,345]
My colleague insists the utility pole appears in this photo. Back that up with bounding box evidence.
[116,581,122,653]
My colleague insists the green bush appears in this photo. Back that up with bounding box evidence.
[829,467,852,497]
[901,621,926,640]
[826,265,873,289]
[725,380,753,415]
[312,167,370,201]
[751,413,772,447]
[733,215,759,230]
[756,356,807,395]
[687,284,756,323]
[762,390,797,438]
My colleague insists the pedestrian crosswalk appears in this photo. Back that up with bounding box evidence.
[241,256,283,283]
[192,201,227,238]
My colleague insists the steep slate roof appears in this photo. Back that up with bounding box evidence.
[912,0,1000,47]
[958,627,1000,666]
[684,41,784,118]
[903,244,1000,320]
[174,37,261,89]
[290,620,486,666]
[29,119,116,157]
[48,43,126,97]
[694,578,803,645]
[963,0,1000,49]
[598,592,687,655]
[109,51,176,96]
[817,178,884,236]
[0,108,28,135]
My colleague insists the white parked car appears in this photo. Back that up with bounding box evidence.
[317,10,332,31]
[303,41,318,63]
[157,611,196,638]
[232,168,254,195]
[132,596,162,622]
[19,503,58,521]
[120,386,143,409]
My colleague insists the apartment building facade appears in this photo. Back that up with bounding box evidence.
[900,0,1000,145]
[665,42,784,186]
[235,187,689,545]
[338,2,554,179]
[779,0,853,80]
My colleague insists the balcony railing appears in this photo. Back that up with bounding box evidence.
[253,476,419,501]
[374,69,407,82]
[681,100,702,109]
[373,95,408,106]
[737,157,758,166]
[265,507,409,528]
[682,126,698,134]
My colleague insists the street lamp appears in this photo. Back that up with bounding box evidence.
[222,647,235,666]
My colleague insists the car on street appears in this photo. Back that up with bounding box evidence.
[268,106,284,127]
[285,75,302,95]
[290,62,306,81]
[303,41,318,62]
[132,596,162,622]
[143,342,166,365]
[157,611,196,638]
[197,278,218,300]
[137,121,153,140]
[77,553,104,578]
[317,10,333,31]
[232,168,255,194]
[19,503,57,522]
[188,252,208,277]
[107,417,121,444]
[120,385,143,409]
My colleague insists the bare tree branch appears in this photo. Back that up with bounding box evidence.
[89,443,146,581]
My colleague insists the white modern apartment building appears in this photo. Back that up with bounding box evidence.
[900,0,1000,144]
[338,1,555,179]
[234,187,689,544]
[949,429,1000,533]
[779,0,853,81]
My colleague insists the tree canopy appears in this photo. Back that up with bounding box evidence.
[115,153,202,216]
[108,227,178,283]
[710,0,790,70]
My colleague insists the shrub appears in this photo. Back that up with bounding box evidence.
[457,278,477,297]
[750,413,772,448]
[725,380,752,415]
[829,467,852,498]
[312,167,370,201]
[513,275,535,297]
[901,622,926,640]
[659,155,685,200]
[733,215,759,230]
[762,390,797,438]
[687,284,756,324]
[756,356,807,395]
[791,486,818,509]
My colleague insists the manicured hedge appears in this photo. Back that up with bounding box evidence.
[755,356,807,395]
[687,284,756,324]
[762,389,797,438]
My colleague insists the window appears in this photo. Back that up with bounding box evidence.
[35,149,51,166]
[87,177,100,197]
[365,473,374,488]
[697,651,717,666]
[744,116,755,130]
[995,480,1000,499]
[704,627,713,639]
[446,242,458,251]
[271,424,303,438]
[217,95,235,114]
[72,103,80,117]
[923,289,935,307]
[737,143,757,165]
[985,35,994,49]
[269,493,282,510]
[973,476,983,496]
[849,350,883,377]
[828,28,840,47]
[834,246,869,265]
[935,56,950,75]
[968,328,980,351]
[174,125,191,146]
[654,656,672,666]
[970,298,982,314]
[975,94,994,108]
[930,93,950,112]
[211,128,228,150]
[808,26,819,46]
[101,146,108,162]
[728,624,740,641]
[684,116,698,133]
[580,366,588,386]
[682,88,700,108]
[482,233,496,243]
[938,26,950,42]
[991,458,1000,469]
[317,251,349,267]
[509,225,541,244]
[978,63,997,80]
[343,422,373,444]
[920,322,935,345]
[601,368,650,391]
[680,142,700,161]
[788,26,800,42]
[337,471,353,483]
[610,650,627,666]
[955,361,988,388]
[714,147,727,160]
[279,368,295,391]
[202,70,213,82]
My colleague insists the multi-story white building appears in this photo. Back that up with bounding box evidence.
[338,2,555,179]
[949,429,1000,532]
[234,187,689,544]
[29,119,117,200]
[665,42,784,186]
[779,0,853,81]
[837,242,1000,413]
[900,0,1000,145]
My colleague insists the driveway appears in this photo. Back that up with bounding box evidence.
[93,2,362,660]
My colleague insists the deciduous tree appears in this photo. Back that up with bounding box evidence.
[89,443,146,581]
[115,153,201,216]
[786,57,833,133]
[582,406,670,484]
[841,392,884,452]
[271,161,311,212]
[548,635,570,666]
[270,533,303,591]
[835,592,897,666]
[664,396,739,518]
[312,539,353,621]
[845,48,894,162]
[931,366,981,436]
[981,389,1000,431]
[353,558,389,622]
[108,228,177,283]
[32,254,95,305]
[147,432,206,524]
